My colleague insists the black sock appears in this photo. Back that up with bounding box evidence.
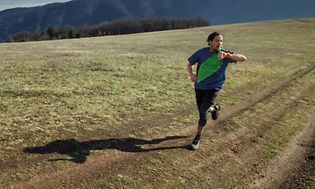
[195,134,201,140]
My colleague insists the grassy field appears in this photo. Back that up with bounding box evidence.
[0,18,315,187]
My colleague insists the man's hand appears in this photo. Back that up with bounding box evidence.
[189,74,198,82]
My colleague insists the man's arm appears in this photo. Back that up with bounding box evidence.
[228,53,246,62]
[187,63,198,82]
[218,52,246,62]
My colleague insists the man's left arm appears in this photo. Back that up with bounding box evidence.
[219,52,246,62]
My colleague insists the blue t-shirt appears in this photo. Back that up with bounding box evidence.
[188,47,235,90]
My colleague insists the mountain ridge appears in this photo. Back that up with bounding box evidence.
[1,0,315,41]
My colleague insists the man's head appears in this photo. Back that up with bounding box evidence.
[207,31,223,51]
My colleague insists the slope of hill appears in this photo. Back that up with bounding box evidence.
[0,18,314,188]
[1,0,315,41]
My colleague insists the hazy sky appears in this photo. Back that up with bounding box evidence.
[0,0,70,11]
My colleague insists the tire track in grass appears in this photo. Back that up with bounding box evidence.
[214,63,315,126]
[125,80,312,189]
[250,108,315,189]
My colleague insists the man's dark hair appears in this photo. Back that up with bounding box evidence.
[207,31,220,42]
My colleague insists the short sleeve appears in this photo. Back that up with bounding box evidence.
[188,50,200,65]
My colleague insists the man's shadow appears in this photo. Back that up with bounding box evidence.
[23,135,190,163]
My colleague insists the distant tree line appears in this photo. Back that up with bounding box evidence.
[8,17,209,42]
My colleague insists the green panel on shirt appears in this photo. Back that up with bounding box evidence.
[197,54,223,83]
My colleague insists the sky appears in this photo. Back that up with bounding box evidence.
[0,0,70,11]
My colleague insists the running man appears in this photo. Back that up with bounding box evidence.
[187,31,246,150]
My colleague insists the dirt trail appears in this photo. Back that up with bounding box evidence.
[6,64,315,189]
[250,108,315,189]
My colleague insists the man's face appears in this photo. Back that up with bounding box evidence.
[210,35,223,50]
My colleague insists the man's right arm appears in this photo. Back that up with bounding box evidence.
[187,63,198,82]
